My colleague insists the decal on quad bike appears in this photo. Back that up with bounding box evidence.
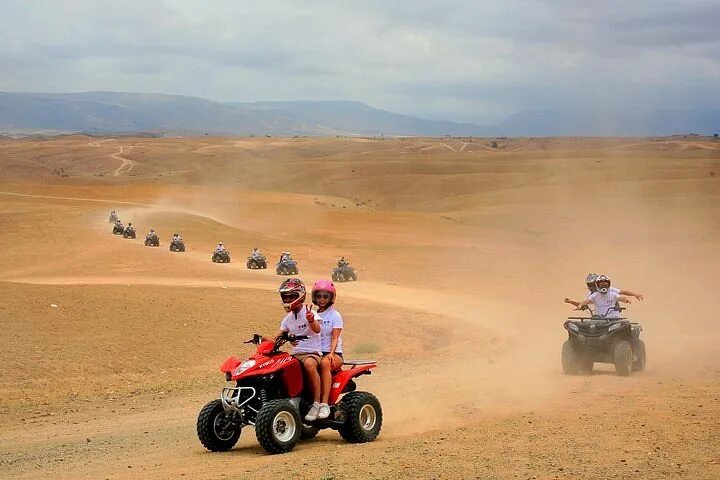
[275,356,294,366]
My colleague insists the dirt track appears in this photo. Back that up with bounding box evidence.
[0,135,719,479]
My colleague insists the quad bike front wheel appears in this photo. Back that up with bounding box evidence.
[255,399,301,454]
[632,339,646,372]
[613,340,633,376]
[197,399,241,452]
[337,391,382,443]
[561,340,593,374]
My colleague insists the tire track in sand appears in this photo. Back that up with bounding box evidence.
[86,139,137,176]
[0,191,236,228]
[110,146,136,176]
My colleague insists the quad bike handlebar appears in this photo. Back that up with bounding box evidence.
[244,332,309,352]
[568,305,626,320]
[573,305,625,314]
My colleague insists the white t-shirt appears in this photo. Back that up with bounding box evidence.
[280,306,322,354]
[586,287,619,299]
[318,307,344,354]
[587,291,621,318]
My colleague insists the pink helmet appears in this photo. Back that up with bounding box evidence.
[279,278,306,312]
[312,280,337,306]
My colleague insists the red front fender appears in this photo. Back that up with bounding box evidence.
[220,356,243,373]
[329,364,375,405]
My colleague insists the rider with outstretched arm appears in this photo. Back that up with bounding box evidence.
[564,272,644,307]
[262,278,324,422]
[574,275,632,317]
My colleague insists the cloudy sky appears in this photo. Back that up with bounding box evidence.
[1,0,718,124]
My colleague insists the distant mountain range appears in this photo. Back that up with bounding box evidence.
[0,91,717,137]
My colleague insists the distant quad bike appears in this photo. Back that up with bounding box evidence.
[122,226,136,239]
[332,264,357,282]
[144,234,160,247]
[112,224,124,235]
[169,239,185,252]
[108,212,118,223]
[562,306,645,376]
[247,254,267,269]
[197,333,381,454]
[212,250,231,263]
[276,259,298,275]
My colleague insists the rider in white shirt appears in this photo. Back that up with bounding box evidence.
[311,280,344,420]
[263,278,323,422]
[565,272,644,307]
[575,275,631,318]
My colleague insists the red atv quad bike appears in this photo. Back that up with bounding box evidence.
[197,333,382,454]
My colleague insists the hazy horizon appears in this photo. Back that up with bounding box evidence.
[2,0,719,125]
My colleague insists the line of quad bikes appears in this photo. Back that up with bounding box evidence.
[108,211,646,456]
[109,213,357,281]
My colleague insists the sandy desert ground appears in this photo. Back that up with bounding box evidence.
[0,135,719,479]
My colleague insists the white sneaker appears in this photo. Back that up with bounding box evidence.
[304,402,320,422]
[317,403,331,420]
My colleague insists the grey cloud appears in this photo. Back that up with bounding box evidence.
[0,0,718,123]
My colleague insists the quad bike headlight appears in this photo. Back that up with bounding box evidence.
[608,322,622,332]
[566,322,579,332]
[234,359,256,376]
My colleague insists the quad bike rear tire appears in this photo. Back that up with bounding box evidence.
[255,399,301,454]
[332,272,339,282]
[350,272,357,281]
[632,339,646,372]
[197,399,241,452]
[613,340,633,376]
[561,340,591,374]
[337,391,382,443]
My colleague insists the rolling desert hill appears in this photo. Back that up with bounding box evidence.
[0,135,719,479]
[1,91,718,137]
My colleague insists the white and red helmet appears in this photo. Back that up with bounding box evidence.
[594,274,611,294]
[311,279,336,306]
[279,277,306,312]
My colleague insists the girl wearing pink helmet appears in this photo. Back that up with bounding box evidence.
[311,279,344,420]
